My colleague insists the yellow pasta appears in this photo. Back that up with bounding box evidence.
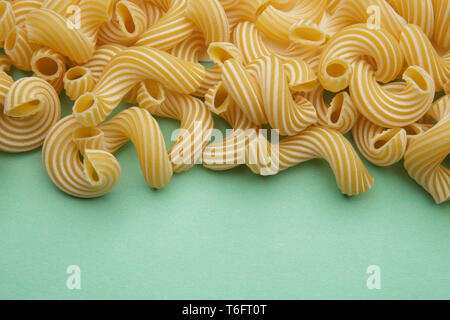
[4,27,35,71]
[31,48,67,94]
[305,84,358,134]
[283,58,317,92]
[186,0,230,45]
[325,0,406,39]
[404,95,449,204]
[97,0,147,46]
[350,60,435,128]
[42,116,122,198]
[64,66,96,101]
[73,46,206,127]
[232,21,271,64]
[319,24,404,92]
[0,75,61,152]
[11,0,42,26]
[289,19,327,48]
[0,55,12,72]
[400,24,450,91]
[142,0,164,27]
[352,116,407,166]
[135,0,194,51]
[41,0,79,16]
[78,0,115,41]
[26,8,95,65]
[224,0,271,28]
[82,44,125,82]
[387,0,434,39]
[432,0,450,50]
[0,1,15,42]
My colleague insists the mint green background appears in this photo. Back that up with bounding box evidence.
[0,67,449,300]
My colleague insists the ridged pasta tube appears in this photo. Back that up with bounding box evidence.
[97,0,147,46]
[319,24,404,92]
[99,107,173,189]
[73,47,206,127]
[41,0,78,16]
[432,0,450,50]
[404,96,449,204]
[186,0,230,44]
[31,48,67,94]
[64,66,96,101]
[11,0,42,26]
[42,116,121,198]
[0,55,12,72]
[78,0,114,41]
[1,75,61,152]
[352,116,407,166]
[4,27,35,71]
[135,0,194,51]
[350,60,435,128]
[83,44,125,82]
[26,8,95,65]
[305,84,358,134]
[400,24,450,91]
[0,1,15,42]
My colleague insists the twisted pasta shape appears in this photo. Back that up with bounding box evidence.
[4,26,35,71]
[432,0,449,50]
[319,24,404,92]
[63,66,95,101]
[404,95,449,204]
[350,60,435,128]
[82,44,125,82]
[73,47,206,127]
[400,24,450,91]
[0,1,15,42]
[0,55,12,72]
[31,48,67,94]
[11,0,42,26]
[0,75,61,152]
[42,116,121,198]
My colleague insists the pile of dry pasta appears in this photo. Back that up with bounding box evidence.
[0,0,448,203]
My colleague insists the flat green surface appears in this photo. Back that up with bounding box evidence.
[0,69,449,300]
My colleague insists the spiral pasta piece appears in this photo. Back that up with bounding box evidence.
[99,107,173,189]
[97,0,147,46]
[289,19,327,48]
[400,24,450,91]
[326,0,406,39]
[186,0,229,45]
[82,44,125,82]
[404,95,449,204]
[352,116,407,166]
[0,55,12,72]
[432,0,450,50]
[0,76,61,152]
[11,0,42,26]
[64,66,96,101]
[41,0,78,16]
[305,84,358,134]
[232,21,271,64]
[142,0,164,27]
[31,48,67,94]
[283,58,317,92]
[4,27,35,71]
[256,0,327,41]
[73,47,206,127]
[386,0,434,39]
[135,0,194,51]
[319,24,404,92]
[0,1,15,42]
[26,8,95,64]
[42,116,121,198]
[351,60,435,128]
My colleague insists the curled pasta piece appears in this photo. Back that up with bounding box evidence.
[279,126,374,196]
[387,0,434,40]
[83,44,125,82]
[11,0,42,26]
[138,88,214,173]
[73,47,206,127]
[135,0,194,51]
[319,24,404,92]
[97,0,147,46]
[99,107,173,189]
[42,116,121,198]
[247,55,318,136]
[224,0,271,28]
[283,59,317,92]
[4,27,35,71]
[26,8,95,65]
[404,96,449,204]
[305,84,358,134]
[400,24,450,91]
[256,0,327,41]
[289,19,327,48]
[41,0,78,16]
[232,21,271,64]
[0,76,61,152]
[351,60,435,128]
[143,0,164,27]
[31,48,67,94]
[325,0,406,39]
[78,0,115,41]
[432,0,449,50]
[0,1,15,42]
[352,116,407,166]
[64,66,96,101]
[186,0,229,44]
[0,55,12,72]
